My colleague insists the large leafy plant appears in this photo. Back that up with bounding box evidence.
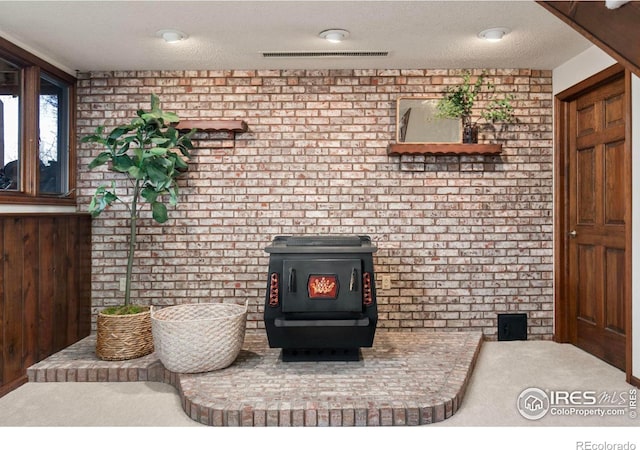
[436,71,515,128]
[82,94,195,313]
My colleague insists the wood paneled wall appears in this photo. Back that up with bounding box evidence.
[0,214,91,396]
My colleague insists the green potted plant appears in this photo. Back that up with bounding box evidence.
[82,94,196,360]
[435,71,515,143]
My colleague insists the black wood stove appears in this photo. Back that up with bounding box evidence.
[264,235,378,361]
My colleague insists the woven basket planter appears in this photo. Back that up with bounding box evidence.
[95,308,154,361]
[151,301,248,373]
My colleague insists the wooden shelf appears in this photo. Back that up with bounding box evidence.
[387,143,502,156]
[176,120,248,133]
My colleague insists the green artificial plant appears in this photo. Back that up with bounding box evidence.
[435,71,515,129]
[83,94,196,314]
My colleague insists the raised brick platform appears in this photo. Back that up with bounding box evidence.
[27,330,482,426]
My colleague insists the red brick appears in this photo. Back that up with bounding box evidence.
[78,69,553,339]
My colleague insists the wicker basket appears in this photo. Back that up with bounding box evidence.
[151,301,248,373]
[95,308,154,361]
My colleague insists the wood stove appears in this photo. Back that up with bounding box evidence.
[264,235,378,361]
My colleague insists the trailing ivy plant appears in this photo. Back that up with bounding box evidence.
[83,94,196,314]
[435,71,515,128]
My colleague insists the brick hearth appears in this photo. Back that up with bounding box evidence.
[27,330,482,426]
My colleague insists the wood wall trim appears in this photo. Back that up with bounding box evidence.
[0,36,75,83]
[556,64,625,100]
[22,66,40,196]
[0,375,27,398]
[0,194,77,206]
[537,1,640,78]
[553,94,570,343]
[624,70,633,385]
[0,212,87,217]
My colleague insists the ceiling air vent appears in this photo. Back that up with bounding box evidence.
[263,51,388,58]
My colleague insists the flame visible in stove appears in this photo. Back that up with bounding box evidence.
[310,277,336,295]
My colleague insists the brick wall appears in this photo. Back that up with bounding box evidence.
[77,69,554,339]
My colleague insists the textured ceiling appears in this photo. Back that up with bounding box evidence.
[0,0,592,74]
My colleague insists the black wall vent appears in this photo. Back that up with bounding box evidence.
[498,313,528,341]
[263,51,389,58]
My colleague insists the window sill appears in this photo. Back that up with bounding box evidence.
[0,204,77,214]
[0,193,76,207]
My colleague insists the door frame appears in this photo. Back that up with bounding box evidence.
[553,63,634,383]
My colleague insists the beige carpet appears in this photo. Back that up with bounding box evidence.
[436,340,637,427]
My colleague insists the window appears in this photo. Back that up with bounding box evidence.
[0,58,20,191]
[39,74,70,194]
[0,37,76,204]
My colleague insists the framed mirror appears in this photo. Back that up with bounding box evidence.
[396,97,462,143]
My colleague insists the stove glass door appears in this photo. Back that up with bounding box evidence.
[281,258,363,313]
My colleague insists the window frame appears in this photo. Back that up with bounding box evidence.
[0,36,76,205]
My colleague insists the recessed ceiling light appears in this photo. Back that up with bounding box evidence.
[478,27,511,42]
[156,29,188,44]
[319,29,350,43]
